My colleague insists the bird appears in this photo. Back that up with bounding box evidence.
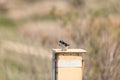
[59,40,70,50]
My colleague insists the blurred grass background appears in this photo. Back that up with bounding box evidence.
[0,0,120,80]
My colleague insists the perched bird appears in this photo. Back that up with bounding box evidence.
[59,40,70,50]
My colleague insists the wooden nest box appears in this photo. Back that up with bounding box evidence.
[52,48,87,80]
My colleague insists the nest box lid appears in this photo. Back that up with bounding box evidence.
[52,49,87,53]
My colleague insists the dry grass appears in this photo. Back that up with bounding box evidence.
[0,49,52,80]
[0,0,120,80]
[0,27,52,80]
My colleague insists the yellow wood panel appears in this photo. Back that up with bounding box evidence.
[57,55,82,60]
[57,68,82,80]
[57,55,83,80]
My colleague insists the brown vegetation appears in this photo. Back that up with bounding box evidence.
[0,0,120,80]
